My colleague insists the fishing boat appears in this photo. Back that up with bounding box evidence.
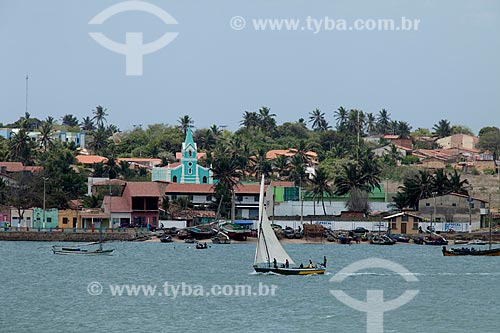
[442,246,500,256]
[52,221,115,255]
[160,235,173,243]
[442,208,499,256]
[52,242,115,256]
[370,235,395,245]
[220,222,251,241]
[195,242,208,249]
[253,177,325,275]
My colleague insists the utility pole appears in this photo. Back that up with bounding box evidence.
[43,177,48,229]
[25,75,29,114]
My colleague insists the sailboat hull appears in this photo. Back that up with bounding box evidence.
[253,265,325,275]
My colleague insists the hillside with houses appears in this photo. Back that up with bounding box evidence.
[1,107,499,232]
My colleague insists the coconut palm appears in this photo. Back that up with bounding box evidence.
[365,113,377,135]
[178,115,194,135]
[92,105,108,129]
[309,167,334,215]
[240,111,259,129]
[61,114,79,127]
[309,108,329,132]
[376,109,391,134]
[38,121,54,152]
[273,155,289,180]
[81,116,95,132]
[9,129,33,164]
[334,106,348,132]
[258,106,277,132]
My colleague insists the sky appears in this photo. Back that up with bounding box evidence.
[0,0,499,134]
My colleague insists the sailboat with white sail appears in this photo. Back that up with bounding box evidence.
[253,177,325,275]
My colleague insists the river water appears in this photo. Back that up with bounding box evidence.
[1,241,499,333]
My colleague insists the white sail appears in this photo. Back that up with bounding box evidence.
[254,177,295,266]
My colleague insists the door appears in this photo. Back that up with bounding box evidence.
[401,223,407,234]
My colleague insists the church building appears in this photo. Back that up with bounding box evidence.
[151,127,214,184]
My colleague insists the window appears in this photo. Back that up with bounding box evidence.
[63,217,69,224]
[171,195,177,200]
[471,203,475,209]
[206,195,212,201]
[391,223,397,230]
[254,196,259,202]
[402,215,409,222]
[188,150,192,157]
[188,168,192,174]
[413,223,419,230]
[47,218,52,223]
[188,195,193,201]
[425,203,430,207]
[188,162,193,167]
[236,196,243,201]
[451,203,457,207]
[202,176,207,184]
[173,176,178,183]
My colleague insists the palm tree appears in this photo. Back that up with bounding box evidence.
[365,113,377,135]
[388,192,410,212]
[105,156,120,179]
[309,168,334,215]
[347,109,365,136]
[334,106,348,132]
[9,129,32,164]
[433,119,452,138]
[210,147,242,218]
[88,127,108,154]
[258,106,277,132]
[178,115,194,135]
[92,105,109,129]
[61,114,79,127]
[399,170,434,210]
[309,108,329,132]
[447,170,469,195]
[396,121,412,139]
[376,109,391,134]
[273,155,289,180]
[240,111,259,129]
[251,148,273,181]
[38,121,54,152]
[431,169,449,195]
[81,116,95,132]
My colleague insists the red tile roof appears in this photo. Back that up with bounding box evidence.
[0,162,42,173]
[163,183,266,194]
[124,182,161,197]
[76,155,108,165]
[102,196,131,212]
[265,149,317,160]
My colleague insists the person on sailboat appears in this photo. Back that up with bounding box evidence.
[308,259,313,268]
[273,258,278,269]
[285,259,289,268]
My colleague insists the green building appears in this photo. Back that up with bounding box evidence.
[152,127,213,184]
[33,208,59,229]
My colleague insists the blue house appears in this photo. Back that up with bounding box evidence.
[152,127,213,184]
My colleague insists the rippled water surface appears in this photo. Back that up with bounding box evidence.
[1,241,500,333]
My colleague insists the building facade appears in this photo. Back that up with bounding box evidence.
[151,127,213,184]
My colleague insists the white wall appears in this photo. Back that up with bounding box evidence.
[159,220,187,229]
[272,201,390,216]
